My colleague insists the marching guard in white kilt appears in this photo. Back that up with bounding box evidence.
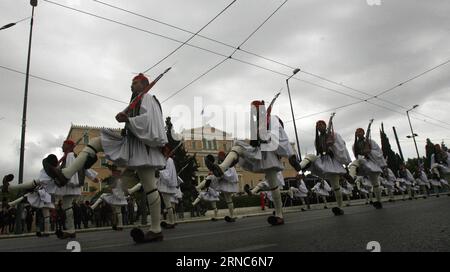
[3,164,56,237]
[2,140,99,238]
[289,113,352,216]
[41,73,168,243]
[430,144,450,196]
[414,165,430,199]
[380,166,397,202]
[157,146,183,229]
[90,165,129,231]
[397,164,415,200]
[287,174,310,211]
[311,178,332,209]
[340,177,354,206]
[196,151,239,222]
[348,120,386,209]
[205,99,294,226]
[355,176,373,204]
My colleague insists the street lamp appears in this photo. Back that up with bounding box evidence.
[18,0,38,185]
[286,68,301,161]
[406,104,420,160]
[0,16,31,31]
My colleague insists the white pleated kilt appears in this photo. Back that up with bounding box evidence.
[257,178,284,191]
[199,188,220,202]
[102,193,127,206]
[313,188,330,197]
[101,129,166,169]
[359,187,369,194]
[432,163,450,174]
[294,191,308,198]
[297,188,309,198]
[217,180,239,193]
[157,179,178,194]
[430,179,442,187]
[397,184,407,192]
[46,181,81,196]
[310,155,347,178]
[356,158,382,175]
[170,195,179,204]
[398,178,412,186]
[341,186,353,196]
[35,168,81,197]
[257,181,271,192]
[381,179,396,189]
[26,189,55,209]
[416,178,429,186]
[235,141,285,173]
[291,187,308,198]
[362,179,372,188]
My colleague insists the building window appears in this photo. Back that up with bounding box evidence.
[83,183,89,192]
[101,157,107,167]
[202,139,206,150]
[213,139,217,150]
[192,141,196,150]
[223,143,227,151]
[83,133,89,144]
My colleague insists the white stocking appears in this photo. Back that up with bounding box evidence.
[43,208,50,234]
[62,196,75,234]
[161,193,175,224]
[218,146,245,171]
[8,196,26,207]
[369,174,382,202]
[329,175,342,208]
[211,202,218,218]
[266,170,283,218]
[62,137,103,179]
[137,168,161,233]
[223,192,234,218]
[90,194,105,210]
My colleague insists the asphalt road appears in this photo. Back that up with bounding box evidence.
[0,196,449,252]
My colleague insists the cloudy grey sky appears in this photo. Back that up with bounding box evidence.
[1,0,449,182]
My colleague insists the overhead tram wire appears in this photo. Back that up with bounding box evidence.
[141,0,238,73]
[283,59,450,130]
[90,0,450,126]
[46,0,357,101]
[375,59,450,98]
[41,0,230,59]
[38,1,450,129]
[45,0,450,127]
[161,0,288,103]
[285,99,450,134]
[1,63,448,133]
[0,65,127,104]
[283,94,450,133]
[39,0,432,105]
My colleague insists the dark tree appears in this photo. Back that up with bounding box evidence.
[165,117,199,213]
[425,138,435,172]
[380,127,402,177]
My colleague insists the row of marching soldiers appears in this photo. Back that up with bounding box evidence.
[1,73,449,243]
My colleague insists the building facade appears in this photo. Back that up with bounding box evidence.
[66,124,122,198]
[180,124,298,191]
[67,123,299,197]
